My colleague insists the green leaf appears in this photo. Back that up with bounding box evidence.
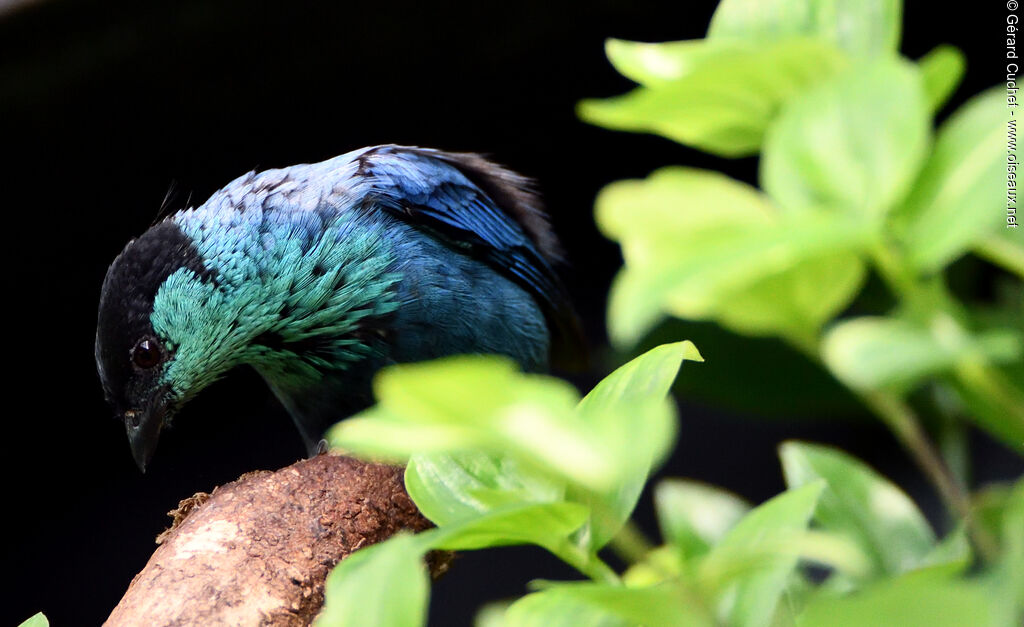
[893,88,1005,272]
[405,451,565,526]
[944,359,1024,451]
[571,342,698,549]
[17,614,48,627]
[475,602,515,627]
[983,478,1024,618]
[699,482,824,627]
[707,0,902,58]
[654,479,751,562]
[336,346,701,560]
[918,45,965,112]
[796,571,998,627]
[762,59,931,219]
[505,582,713,627]
[779,441,935,576]
[916,525,971,575]
[331,356,625,492]
[316,533,428,627]
[598,167,870,346]
[423,502,590,553]
[578,341,702,416]
[604,38,719,87]
[822,315,1023,394]
[580,38,847,157]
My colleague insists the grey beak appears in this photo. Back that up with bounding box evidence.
[125,406,164,473]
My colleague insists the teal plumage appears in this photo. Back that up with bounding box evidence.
[95,145,583,470]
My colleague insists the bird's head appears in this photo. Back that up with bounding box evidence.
[95,220,238,472]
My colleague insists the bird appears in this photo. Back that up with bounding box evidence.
[95,145,585,472]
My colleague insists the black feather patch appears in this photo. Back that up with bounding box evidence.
[95,220,213,410]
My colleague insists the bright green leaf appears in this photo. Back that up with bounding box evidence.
[581,39,847,157]
[17,614,48,627]
[316,533,428,627]
[328,404,479,463]
[655,479,750,562]
[985,479,1024,617]
[707,0,901,58]
[577,341,702,416]
[506,582,713,627]
[894,88,1005,272]
[604,38,718,86]
[598,167,870,346]
[423,502,590,553]
[779,441,935,576]
[405,451,566,526]
[916,525,971,575]
[944,360,1024,451]
[699,482,824,627]
[762,59,931,219]
[570,342,697,549]
[796,571,998,627]
[708,252,866,341]
[332,356,631,492]
[918,45,965,112]
[822,315,1023,394]
[475,602,513,627]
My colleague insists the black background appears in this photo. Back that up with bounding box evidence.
[0,1,1015,625]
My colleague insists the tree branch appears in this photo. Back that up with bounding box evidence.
[106,454,449,626]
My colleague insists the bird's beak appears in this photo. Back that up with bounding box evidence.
[124,402,166,473]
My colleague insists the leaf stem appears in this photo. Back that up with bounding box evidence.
[858,391,969,516]
[556,542,621,584]
[786,331,1000,561]
[608,519,657,566]
[860,383,999,563]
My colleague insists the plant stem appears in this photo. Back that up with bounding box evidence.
[859,391,968,515]
[933,386,970,489]
[859,390,999,562]
[557,542,620,584]
[608,519,657,566]
[786,331,1001,560]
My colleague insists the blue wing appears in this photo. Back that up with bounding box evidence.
[353,145,585,369]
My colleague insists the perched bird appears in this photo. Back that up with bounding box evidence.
[95,145,584,471]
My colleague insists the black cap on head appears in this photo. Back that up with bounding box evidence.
[95,219,212,470]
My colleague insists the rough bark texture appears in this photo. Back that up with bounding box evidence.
[106,454,448,626]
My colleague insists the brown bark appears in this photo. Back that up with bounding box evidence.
[106,454,449,627]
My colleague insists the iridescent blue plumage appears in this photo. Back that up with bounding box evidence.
[95,145,583,469]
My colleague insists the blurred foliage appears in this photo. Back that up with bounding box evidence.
[315,0,1024,625]
[318,345,1023,626]
[581,0,1022,457]
[582,13,1024,591]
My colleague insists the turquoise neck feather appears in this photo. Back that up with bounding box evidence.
[151,211,400,401]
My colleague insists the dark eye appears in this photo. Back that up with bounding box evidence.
[132,338,163,369]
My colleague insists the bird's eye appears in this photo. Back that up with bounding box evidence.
[132,338,163,369]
